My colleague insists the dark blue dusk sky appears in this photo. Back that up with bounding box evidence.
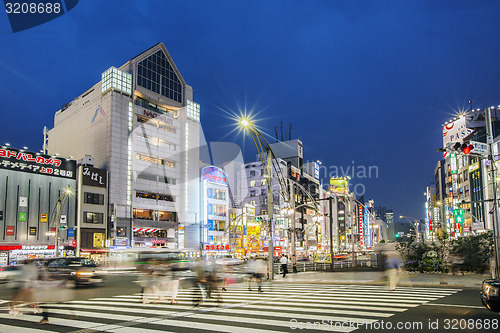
[2,1,500,221]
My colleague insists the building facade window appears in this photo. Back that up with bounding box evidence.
[133,209,154,220]
[250,180,256,187]
[84,192,104,205]
[83,212,104,224]
[261,179,266,186]
[136,153,175,167]
[137,50,183,103]
[212,189,226,201]
[157,211,177,222]
[250,190,256,197]
[249,171,255,177]
[136,191,174,202]
[212,204,227,217]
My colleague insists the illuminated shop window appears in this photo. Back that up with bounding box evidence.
[102,67,132,95]
[136,153,175,167]
[133,208,154,220]
[83,212,104,224]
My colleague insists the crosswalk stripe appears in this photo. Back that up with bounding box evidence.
[0,323,49,333]
[0,313,119,330]
[65,299,409,313]
[186,313,356,332]
[206,307,379,324]
[49,300,394,319]
[105,292,437,304]
[97,295,421,308]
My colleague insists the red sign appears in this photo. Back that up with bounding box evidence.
[71,240,77,247]
[6,226,15,236]
[0,245,21,251]
[204,244,230,250]
[358,205,364,245]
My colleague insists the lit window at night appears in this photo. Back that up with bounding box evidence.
[187,100,200,122]
[101,67,132,95]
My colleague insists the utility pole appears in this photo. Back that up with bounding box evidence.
[486,106,500,278]
[266,148,274,279]
[329,196,334,271]
[290,182,296,259]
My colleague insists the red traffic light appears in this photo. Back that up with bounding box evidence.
[461,143,474,155]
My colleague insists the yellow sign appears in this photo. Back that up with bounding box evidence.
[40,214,47,223]
[247,223,261,250]
[330,178,348,194]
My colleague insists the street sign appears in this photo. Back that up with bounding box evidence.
[469,140,488,156]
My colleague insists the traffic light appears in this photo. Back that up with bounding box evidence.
[461,143,474,155]
[453,208,464,224]
[439,141,474,155]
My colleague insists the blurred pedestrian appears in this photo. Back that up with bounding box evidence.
[280,254,288,278]
[384,251,402,291]
[9,261,42,316]
[292,255,297,274]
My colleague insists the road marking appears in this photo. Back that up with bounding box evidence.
[422,303,486,309]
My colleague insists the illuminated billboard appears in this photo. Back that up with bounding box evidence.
[442,116,473,147]
[330,178,348,194]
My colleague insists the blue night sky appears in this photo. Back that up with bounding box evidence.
[2,1,500,221]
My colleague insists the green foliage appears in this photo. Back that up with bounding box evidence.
[395,231,493,273]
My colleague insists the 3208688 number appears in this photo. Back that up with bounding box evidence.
[443,319,498,330]
[5,2,61,14]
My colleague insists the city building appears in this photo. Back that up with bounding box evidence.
[47,43,201,249]
[0,146,77,265]
[76,156,109,259]
[200,166,230,253]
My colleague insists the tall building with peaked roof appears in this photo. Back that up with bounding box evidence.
[47,43,201,249]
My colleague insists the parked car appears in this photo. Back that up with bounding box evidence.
[481,278,500,312]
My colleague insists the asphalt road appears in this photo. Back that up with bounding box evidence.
[0,274,498,332]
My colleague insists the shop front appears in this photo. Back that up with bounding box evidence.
[0,244,76,265]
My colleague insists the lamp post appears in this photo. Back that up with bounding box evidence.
[400,215,421,242]
[238,117,285,279]
[49,186,73,257]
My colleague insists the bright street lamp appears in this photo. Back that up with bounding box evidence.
[49,186,74,257]
[400,215,421,242]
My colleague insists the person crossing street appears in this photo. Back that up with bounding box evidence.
[280,254,288,278]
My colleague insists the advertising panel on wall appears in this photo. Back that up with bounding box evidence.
[0,147,76,179]
[247,223,261,251]
[442,116,473,147]
[330,178,348,194]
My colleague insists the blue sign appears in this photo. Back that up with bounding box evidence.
[201,166,228,185]
[67,228,74,237]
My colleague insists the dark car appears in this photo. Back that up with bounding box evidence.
[481,278,500,312]
[45,257,105,288]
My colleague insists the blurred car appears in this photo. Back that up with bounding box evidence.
[215,254,242,266]
[481,278,500,312]
[0,265,22,284]
[46,257,105,287]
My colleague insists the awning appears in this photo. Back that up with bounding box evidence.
[133,228,159,233]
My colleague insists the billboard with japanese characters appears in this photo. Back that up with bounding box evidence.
[81,166,107,188]
[0,147,76,179]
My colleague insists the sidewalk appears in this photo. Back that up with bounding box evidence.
[272,270,491,289]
